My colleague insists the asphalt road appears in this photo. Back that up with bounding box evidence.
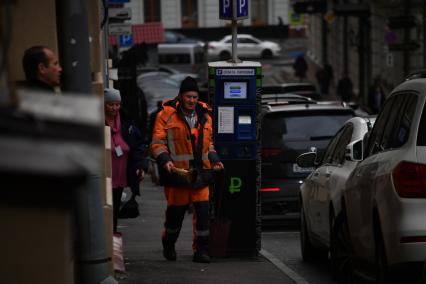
[261,228,336,284]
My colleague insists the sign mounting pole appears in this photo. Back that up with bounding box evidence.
[219,0,248,63]
[232,0,240,63]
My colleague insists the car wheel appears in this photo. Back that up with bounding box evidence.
[330,211,355,283]
[219,51,231,60]
[374,221,389,284]
[300,206,327,261]
[261,49,273,59]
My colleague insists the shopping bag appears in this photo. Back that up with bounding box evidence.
[113,232,126,273]
[118,194,139,219]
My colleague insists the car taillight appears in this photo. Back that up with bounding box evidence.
[262,148,282,158]
[400,236,426,243]
[208,44,215,49]
[260,187,280,192]
[392,161,426,198]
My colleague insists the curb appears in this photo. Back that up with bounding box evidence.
[260,249,309,284]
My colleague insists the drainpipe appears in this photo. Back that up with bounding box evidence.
[321,18,328,65]
[0,0,13,105]
[365,11,372,103]
[403,0,411,75]
[57,0,116,283]
[424,0,426,67]
[358,1,366,104]
[343,16,349,76]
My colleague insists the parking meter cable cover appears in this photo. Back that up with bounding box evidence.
[209,169,231,257]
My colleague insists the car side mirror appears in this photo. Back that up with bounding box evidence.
[345,139,363,161]
[296,152,317,168]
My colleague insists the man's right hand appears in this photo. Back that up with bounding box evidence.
[164,161,174,173]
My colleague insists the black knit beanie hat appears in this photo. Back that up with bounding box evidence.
[179,76,199,94]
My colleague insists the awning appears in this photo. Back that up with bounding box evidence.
[108,22,165,46]
[132,22,165,44]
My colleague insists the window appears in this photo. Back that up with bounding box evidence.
[390,94,417,148]
[379,94,406,151]
[366,97,395,156]
[165,32,178,43]
[181,0,198,28]
[261,111,353,148]
[322,128,344,165]
[239,38,258,44]
[144,0,161,22]
[332,124,353,165]
[159,54,191,64]
[251,0,268,25]
[417,99,426,146]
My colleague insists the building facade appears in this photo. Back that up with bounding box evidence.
[300,0,425,105]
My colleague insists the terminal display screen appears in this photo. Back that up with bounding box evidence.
[224,82,247,99]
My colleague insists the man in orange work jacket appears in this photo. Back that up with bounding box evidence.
[150,76,224,263]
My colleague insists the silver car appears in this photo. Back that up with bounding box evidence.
[297,117,375,263]
[333,74,426,283]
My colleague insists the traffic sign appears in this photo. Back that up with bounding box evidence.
[108,0,130,3]
[293,1,326,14]
[219,0,249,20]
[109,7,132,21]
[119,34,133,47]
[108,23,131,35]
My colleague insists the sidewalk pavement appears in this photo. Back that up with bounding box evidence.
[116,178,298,284]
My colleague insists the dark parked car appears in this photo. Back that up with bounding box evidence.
[262,83,320,100]
[260,97,354,222]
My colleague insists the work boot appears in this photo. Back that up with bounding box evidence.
[162,239,176,261]
[193,252,210,263]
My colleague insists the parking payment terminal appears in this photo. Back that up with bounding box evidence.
[208,61,261,256]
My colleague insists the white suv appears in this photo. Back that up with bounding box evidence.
[333,74,426,283]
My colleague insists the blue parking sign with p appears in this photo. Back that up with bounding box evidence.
[237,0,248,18]
[219,0,248,20]
[119,34,133,47]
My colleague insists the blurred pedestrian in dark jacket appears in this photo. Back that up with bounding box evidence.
[117,44,149,138]
[293,55,308,82]
[148,100,163,144]
[22,45,62,92]
[368,76,386,114]
[104,88,147,233]
[315,64,334,96]
[336,76,353,102]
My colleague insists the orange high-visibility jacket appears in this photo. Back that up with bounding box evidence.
[150,99,220,188]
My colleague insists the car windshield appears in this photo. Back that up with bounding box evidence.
[262,111,353,147]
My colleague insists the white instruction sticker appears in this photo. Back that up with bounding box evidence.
[218,106,234,134]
